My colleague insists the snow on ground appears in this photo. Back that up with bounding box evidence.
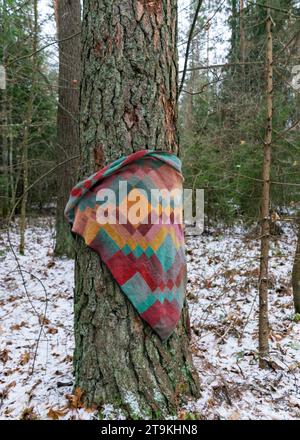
[185,224,300,420]
[0,218,94,420]
[0,217,299,420]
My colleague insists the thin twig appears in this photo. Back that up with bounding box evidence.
[7,31,81,66]
[179,0,204,95]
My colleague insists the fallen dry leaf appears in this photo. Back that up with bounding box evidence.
[0,380,17,401]
[228,410,241,420]
[38,314,50,325]
[19,351,30,366]
[66,387,84,409]
[47,407,68,420]
[4,407,13,416]
[47,326,58,335]
[7,380,16,389]
[0,349,10,364]
[10,321,28,331]
[20,407,38,420]
[7,295,18,303]
[269,331,283,342]
[204,279,212,289]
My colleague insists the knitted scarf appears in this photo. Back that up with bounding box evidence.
[65,150,186,340]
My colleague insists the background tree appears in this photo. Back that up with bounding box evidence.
[293,212,300,313]
[0,0,8,220]
[179,0,300,369]
[291,22,300,314]
[54,0,81,257]
[74,0,199,418]
[0,0,57,226]
[19,0,39,254]
[258,5,273,368]
[180,0,300,225]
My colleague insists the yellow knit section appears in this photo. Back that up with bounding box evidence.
[102,222,182,252]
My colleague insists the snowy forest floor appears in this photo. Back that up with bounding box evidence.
[0,217,299,420]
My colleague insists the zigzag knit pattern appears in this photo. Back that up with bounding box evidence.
[65,150,186,340]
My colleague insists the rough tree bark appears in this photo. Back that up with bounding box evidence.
[258,6,273,368]
[74,0,199,418]
[292,213,300,313]
[54,0,81,257]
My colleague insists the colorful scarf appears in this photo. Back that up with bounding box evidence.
[65,150,186,340]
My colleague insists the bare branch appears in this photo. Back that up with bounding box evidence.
[179,0,204,95]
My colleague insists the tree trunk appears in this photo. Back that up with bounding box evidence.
[74,0,199,418]
[239,0,245,80]
[8,96,15,216]
[54,0,81,257]
[1,0,8,220]
[1,77,9,220]
[258,6,273,368]
[19,0,38,254]
[19,99,32,254]
[292,213,300,313]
